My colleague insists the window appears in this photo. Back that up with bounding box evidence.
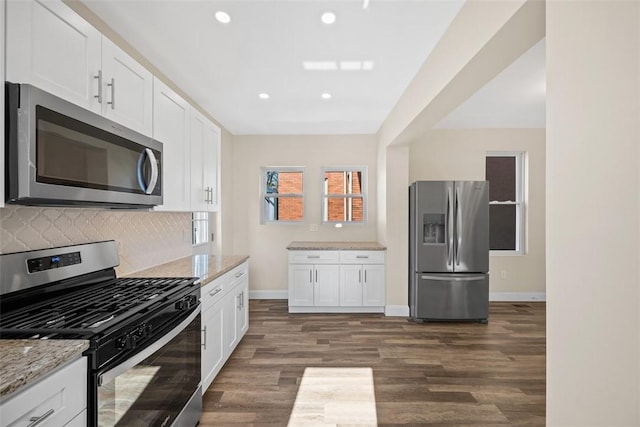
[262,167,305,222]
[485,152,525,254]
[322,167,366,224]
[192,212,209,245]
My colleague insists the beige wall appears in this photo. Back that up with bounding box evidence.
[410,129,545,296]
[546,1,639,424]
[232,135,378,294]
[0,206,192,276]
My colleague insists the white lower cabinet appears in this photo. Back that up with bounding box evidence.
[0,356,87,427]
[201,261,249,393]
[288,250,385,313]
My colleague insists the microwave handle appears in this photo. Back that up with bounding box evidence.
[137,148,159,194]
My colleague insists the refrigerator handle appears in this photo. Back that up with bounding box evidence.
[456,186,462,266]
[447,186,454,267]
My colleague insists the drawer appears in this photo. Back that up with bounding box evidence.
[227,262,249,287]
[289,250,339,264]
[202,276,225,309]
[339,250,385,264]
[1,357,87,427]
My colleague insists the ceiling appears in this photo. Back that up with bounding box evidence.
[81,0,544,136]
[435,39,546,129]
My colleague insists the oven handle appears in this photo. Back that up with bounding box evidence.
[98,306,200,387]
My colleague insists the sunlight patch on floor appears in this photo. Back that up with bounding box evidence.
[288,367,378,426]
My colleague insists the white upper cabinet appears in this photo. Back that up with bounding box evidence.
[190,108,221,212]
[6,0,102,113]
[152,78,190,211]
[6,0,153,136]
[101,37,153,136]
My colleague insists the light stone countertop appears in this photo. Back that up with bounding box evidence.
[286,241,386,251]
[127,254,250,288]
[0,339,89,400]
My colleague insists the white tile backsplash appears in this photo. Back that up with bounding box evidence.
[0,206,192,276]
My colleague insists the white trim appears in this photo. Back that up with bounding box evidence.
[289,306,384,314]
[490,292,546,302]
[384,305,410,317]
[321,166,368,225]
[249,290,288,300]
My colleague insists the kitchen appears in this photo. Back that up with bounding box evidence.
[1,0,639,426]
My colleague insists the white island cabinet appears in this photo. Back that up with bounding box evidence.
[201,261,249,392]
[0,356,87,427]
[287,243,386,313]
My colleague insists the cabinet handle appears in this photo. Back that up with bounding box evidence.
[309,269,312,283]
[201,326,207,349]
[209,287,222,297]
[241,291,244,309]
[307,255,320,259]
[359,270,362,283]
[356,255,369,259]
[107,78,115,109]
[235,271,245,278]
[315,270,318,282]
[365,270,367,283]
[94,70,103,103]
[28,409,55,427]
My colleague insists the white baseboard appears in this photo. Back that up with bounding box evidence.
[249,290,288,300]
[289,306,385,314]
[490,292,546,302]
[385,305,410,317]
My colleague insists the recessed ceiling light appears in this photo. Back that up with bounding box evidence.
[321,11,336,25]
[215,11,231,24]
[340,61,362,71]
[259,93,270,100]
[303,61,338,71]
[363,0,370,9]
[321,93,332,100]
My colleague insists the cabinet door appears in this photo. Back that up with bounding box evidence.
[236,278,249,338]
[222,288,239,357]
[363,265,386,306]
[340,265,363,306]
[314,265,340,306]
[101,37,153,136]
[288,264,314,306]
[202,302,224,392]
[190,109,208,212]
[203,121,221,211]
[6,0,101,113]
[153,78,190,211]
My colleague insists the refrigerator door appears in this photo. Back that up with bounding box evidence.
[412,273,489,321]
[411,181,454,273]
[454,181,489,273]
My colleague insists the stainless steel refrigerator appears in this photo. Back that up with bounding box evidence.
[409,181,489,322]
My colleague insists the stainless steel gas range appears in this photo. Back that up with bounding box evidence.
[0,241,202,427]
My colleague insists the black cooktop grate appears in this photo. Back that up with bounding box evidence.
[0,277,197,336]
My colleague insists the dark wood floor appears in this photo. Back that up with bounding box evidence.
[201,300,545,426]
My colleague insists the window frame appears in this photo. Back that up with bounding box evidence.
[486,151,525,256]
[192,212,209,246]
[260,166,306,224]
[321,166,367,225]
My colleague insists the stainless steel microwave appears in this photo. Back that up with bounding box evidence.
[5,83,162,208]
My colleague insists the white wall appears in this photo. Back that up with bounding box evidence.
[232,135,378,294]
[410,129,545,297]
[546,1,640,424]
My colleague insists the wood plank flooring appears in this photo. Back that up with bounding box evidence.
[201,300,545,426]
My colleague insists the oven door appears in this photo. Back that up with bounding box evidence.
[95,308,201,427]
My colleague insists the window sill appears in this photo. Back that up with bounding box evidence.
[490,250,525,257]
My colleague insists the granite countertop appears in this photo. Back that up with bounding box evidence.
[0,339,89,400]
[286,241,387,251]
[127,254,249,287]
